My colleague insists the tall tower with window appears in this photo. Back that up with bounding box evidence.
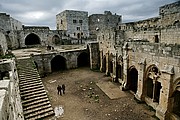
[56,10,89,39]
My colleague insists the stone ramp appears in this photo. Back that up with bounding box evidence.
[96,79,127,99]
[16,57,55,120]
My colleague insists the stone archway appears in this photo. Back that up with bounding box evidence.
[108,53,114,75]
[77,52,90,67]
[51,55,66,72]
[127,66,138,93]
[52,35,60,45]
[144,65,161,103]
[102,55,106,72]
[25,33,40,45]
[173,90,180,117]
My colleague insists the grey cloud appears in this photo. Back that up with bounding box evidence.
[0,0,177,29]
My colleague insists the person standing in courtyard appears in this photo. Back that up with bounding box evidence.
[57,85,62,96]
[62,84,65,94]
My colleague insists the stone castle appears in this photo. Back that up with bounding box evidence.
[0,1,179,120]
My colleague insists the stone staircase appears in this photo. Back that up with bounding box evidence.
[16,57,55,120]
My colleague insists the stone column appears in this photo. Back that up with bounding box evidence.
[105,52,109,75]
[135,59,146,101]
[156,68,174,120]
[99,50,103,72]
[121,43,129,90]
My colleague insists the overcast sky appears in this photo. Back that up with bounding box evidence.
[0,0,178,29]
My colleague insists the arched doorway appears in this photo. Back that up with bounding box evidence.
[116,64,122,82]
[108,53,114,75]
[127,67,138,93]
[25,33,40,45]
[77,33,80,39]
[51,55,66,72]
[77,52,89,67]
[102,56,106,72]
[145,65,161,103]
[173,90,180,117]
[52,35,60,45]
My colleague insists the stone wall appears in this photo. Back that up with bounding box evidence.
[0,59,24,120]
[56,10,89,39]
[89,11,121,38]
[0,31,8,55]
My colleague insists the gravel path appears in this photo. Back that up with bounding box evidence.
[42,67,156,120]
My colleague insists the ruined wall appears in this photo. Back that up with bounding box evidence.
[0,59,24,120]
[0,31,8,55]
[119,1,180,44]
[120,17,161,43]
[56,10,89,39]
[159,1,180,28]
[89,11,121,38]
[0,13,23,49]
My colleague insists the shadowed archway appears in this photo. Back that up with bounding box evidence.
[51,55,66,72]
[77,52,90,67]
[25,33,40,45]
[127,66,138,93]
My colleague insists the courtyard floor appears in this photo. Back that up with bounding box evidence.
[42,67,157,120]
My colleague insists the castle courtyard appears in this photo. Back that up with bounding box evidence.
[42,67,156,120]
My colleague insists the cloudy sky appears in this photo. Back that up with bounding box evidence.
[0,0,178,29]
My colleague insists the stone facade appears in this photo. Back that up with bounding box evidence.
[0,59,24,120]
[56,10,89,39]
[89,11,121,38]
[98,1,180,120]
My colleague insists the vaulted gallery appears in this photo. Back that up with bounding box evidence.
[51,55,67,72]
[25,33,41,45]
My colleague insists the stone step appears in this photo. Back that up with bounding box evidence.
[23,98,49,107]
[19,75,40,79]
[22,95,48,104]
[20,84,43,92]
[21,87,44,95]
[23,101,50,111]
[21,89,46,98]
[19,73,39,76]
[25,109,54,120]
[19,82,42,89]
[23,92,47,100]
[19,78,41,84]
[19,80,42,86]
[24,104,52,115]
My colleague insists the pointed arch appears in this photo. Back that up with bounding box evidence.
[25,33,40,45]
[127,66,138,93]
[51,55,67,72]
[144,65,161,103]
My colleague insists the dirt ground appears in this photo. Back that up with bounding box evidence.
[42,67,157,120]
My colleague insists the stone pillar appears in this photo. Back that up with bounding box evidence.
[156,67,174,120]
[135,59,146,101]
[88,42,100,70]
[121,44,129,90]
[105,52,109,75]
[99,50,103,72]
